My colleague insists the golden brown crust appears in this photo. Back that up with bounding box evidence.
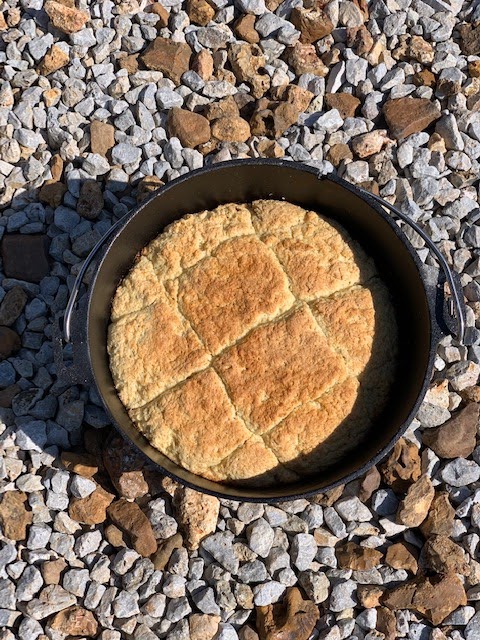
[108,199,398,487]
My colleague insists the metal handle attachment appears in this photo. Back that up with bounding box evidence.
[355,187,466,343]
[63,216,126,342]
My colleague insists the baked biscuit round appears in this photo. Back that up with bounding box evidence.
[108,200,398,487]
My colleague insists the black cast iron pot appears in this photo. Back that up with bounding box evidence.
[54,159,466,502]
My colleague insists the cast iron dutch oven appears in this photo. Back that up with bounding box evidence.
[54,159,467,502]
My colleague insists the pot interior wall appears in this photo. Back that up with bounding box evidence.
[88,162,432,500]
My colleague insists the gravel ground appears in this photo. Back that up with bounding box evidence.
[1,0,480,638]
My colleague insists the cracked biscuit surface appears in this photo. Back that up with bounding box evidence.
[108,200,398,487]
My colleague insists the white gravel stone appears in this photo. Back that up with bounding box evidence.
[246,519,275,558]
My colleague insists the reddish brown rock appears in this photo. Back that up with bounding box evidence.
[250,101,300,138]
[192,49,214,80]
[376,606,397,640]
[173,486,219,550]
[256,139,285,158]
[336,542,383,571]
[150,2,169,28]
[357,584,385,608]
[359,465,381,502]
[39,181,66,208]
[413,574,467,625]
[211,116,251,142]
[325,93,360,119]
[312,484,345,507]
[383,97,441,140]
[77,180,104,221]
[270,84,314,113]
[69,486,115,525]
[234,14,259,43]
[422,403,480,459]
[326,143,353,166]
[460,23,480,55]
[189,613,220,640]
[44,1,88,33]
[256,587,319,640]
[0,286,27,327]
[346,25,374,56]
[204,95,240,120]
[105,523,128,548]
[107,499,157,557]
[420,491,455,537]
[290,6,334,44]
[37,45,69,75]
[385,542,418,574]
[0,491,32,541]
[397,474,434,528]
[60,452,98,478]
[41,558,67,585]
[119,54,139,74]
[103,435,148,500]
[49,606,98,637]
[137,176,164,203]
[187,0,215,25]
[168,107,211,148]
[380,438,421,492]
[239,626,260,640]
[382,580,418,611]
[90,120,115,157]
[421,535,469,575]
[286,42,328,76]
[153,532,184,570]
[2,235,50,283]
[141,37,192,84]
[0,327,21,361]
[352,130,390,158]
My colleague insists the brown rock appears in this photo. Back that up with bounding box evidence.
[173,486,219,550]
[105,523,128,548]
[312,484,345,507]
[385,542,418,573]
[396,474,434,528]
[270,84,313,113]
[286,42,328,76]
[137,176,164,203]
[394,35,434,64]
[228,43,269,99]
[346,25,373,56]
[44,1,88,33]
[460,23,480,55]
[60,451,98,478]
[380,438,421,492]
[467,92,480,111]
[414,574,467,625]
[2,235,50,283]
[376,606,397,640]
[103,435,149,500]
[168,107,211,148]
[352,129,390,158]
[141,36,192,84]
[37,45,69,75]
[69,485,115,525]
[326,143,353,166]
[39,181,66,208]
[358,465,381,502]
[76,180,104,221]
[234,14,259,43]
[461,385,480,403]
[150,2,169,28]
[256,139,285,158]
[256,587,319,640]
[0,491,32,541]
[49,606,98,637]
[325,93,360,118]
[107,499,157,557]
[0,286,27,327]
[119,54,139,74]
[0,384,20,408]
[353,0,369,21]
[211,116,251,142]
[421,535,469,575]
[469,60,480,78]
[290,6,334,44]
[43,87,62,107]
[239,627,260,640]
[412,68,436,88]
[357,584,385,608]
[0,327,21,361]
[336,542,383,571]
[422,403,479,459]
[272,101,302,137]
[189,614,220,640]
[49,154,64,182]
[383,97,441,140]
[41,558,67,585]
[204,95,240,120]
[90,120,115,157]
[427,132,446,152]
[152,532,184,570]
[192,49,214,80]
[0,12,6,30]
[187,0,215,25]
[420,491,455,537]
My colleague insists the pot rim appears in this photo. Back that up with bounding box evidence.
[85,159,439,502]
